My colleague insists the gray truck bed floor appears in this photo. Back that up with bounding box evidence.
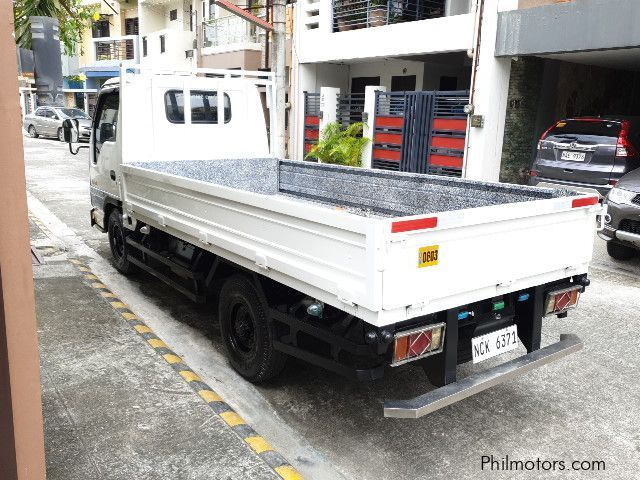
[130,158,573,218]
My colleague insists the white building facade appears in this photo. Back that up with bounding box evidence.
[290,0,520,182]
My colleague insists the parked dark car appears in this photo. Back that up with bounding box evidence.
[529,117,640,196]
[599,168,640,260]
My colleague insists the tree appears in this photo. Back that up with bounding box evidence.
[13,0,97,56]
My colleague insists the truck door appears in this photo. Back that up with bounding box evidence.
[90,89,121,200]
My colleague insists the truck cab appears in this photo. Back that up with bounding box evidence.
[89,68,273,232]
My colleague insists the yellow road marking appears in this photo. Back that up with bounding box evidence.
[134,325,152,334]
[198,389,223,403]
[70,259,82,265]
[91,283,108,289]
[78,267,91,272]
[147,338,168,348]
[274,465,303,480]
[100,291,117,298]
[84,274,98,279]
[179,370,202,382]
[110,301,128,309]
[220,411,246,427]
[163,354,183,364]
[245,436,274,454]
[121,312,138,321]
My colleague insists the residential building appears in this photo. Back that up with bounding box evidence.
[291,0,640,184]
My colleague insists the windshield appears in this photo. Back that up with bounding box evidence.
[59,108,90,119]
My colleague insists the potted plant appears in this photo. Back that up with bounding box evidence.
[369,0,388,27]
[305,122,370,167]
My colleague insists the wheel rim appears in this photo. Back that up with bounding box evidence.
[29,126,35,136]
[58,128,64,141]
[110,222,125,260]
[228,302,256,355]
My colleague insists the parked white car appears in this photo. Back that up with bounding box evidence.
[24,106,91,142]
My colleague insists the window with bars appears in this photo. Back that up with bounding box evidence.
[170,9,178,21]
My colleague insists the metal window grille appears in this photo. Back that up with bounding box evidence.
[95,39,135,61]
[333,0,445,32]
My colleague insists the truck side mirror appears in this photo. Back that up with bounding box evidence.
[62,118,76,143]
[63,118,89,156]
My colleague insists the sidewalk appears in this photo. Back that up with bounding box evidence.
[31,218,297,479]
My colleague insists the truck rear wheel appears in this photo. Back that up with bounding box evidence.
[108,209,136,274]
[218,274,286,382]
[606,241,636,260]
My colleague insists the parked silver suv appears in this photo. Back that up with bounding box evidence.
[529,117,640,197]
[599,168,640,260]
[24,106,92,142]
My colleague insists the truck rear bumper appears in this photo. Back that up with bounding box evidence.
[383,333,583,418]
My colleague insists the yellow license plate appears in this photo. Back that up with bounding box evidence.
[418,245,439,268]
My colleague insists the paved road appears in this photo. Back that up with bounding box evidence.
[25,136,640,479]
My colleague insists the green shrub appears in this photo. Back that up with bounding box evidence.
[305,122,369,167]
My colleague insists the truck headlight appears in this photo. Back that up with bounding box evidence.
[607,187,636,205]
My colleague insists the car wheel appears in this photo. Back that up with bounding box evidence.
[107,209,136,274]
[218,274,286,383]
[57,127,65,142]
[606,241,636,261]
[28,125,38,138]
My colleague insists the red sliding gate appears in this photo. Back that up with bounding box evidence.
[303,92,320,155]
[372,90,469,176]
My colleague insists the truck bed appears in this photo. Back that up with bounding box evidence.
[121,159,597,327]
[129,159,570,217]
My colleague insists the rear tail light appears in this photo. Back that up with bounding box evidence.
[616,120,638,158]
[544,286,581,316]
[608,179,618,186]
[572,196,599,208]
[392,323,446,366]
[529,169,539,177]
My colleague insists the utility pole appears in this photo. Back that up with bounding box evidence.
[272,0,287,158]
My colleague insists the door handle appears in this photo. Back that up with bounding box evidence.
[563,169,573,173]
[110,170,116,181]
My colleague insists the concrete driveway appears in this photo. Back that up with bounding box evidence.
[25,136,640,479]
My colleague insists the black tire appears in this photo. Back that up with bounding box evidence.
[28,125,38,138]
[606,241,636,261]
[107,209,136,274]
[57,127,65,142]
[218,274,286,382]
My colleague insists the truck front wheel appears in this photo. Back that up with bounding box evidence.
[218,274,286,382]
[108,209,136,274]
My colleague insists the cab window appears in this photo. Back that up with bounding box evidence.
[94,90,119,162]
[164,90,231,124]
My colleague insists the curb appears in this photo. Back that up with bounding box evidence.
[68,257,303,480]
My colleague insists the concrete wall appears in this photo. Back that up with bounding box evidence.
[518,0,573,8]
[497,0,640,57]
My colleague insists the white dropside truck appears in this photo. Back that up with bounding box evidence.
[65,66,603,418]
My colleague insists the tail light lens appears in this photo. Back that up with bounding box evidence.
[544,286,581,316]
[616,120,638,158]
[529,169,539,177]
[392,323,446,366]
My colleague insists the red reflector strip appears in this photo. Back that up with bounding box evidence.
[571,196,599,208]
[391,217,438,233]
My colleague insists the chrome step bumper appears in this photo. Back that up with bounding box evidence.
[384,334,583,419]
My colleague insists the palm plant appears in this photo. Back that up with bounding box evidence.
[13,0,97,56]
[305,122,370,167]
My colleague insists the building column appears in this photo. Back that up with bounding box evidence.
[361,85,386,169]
[319,86,339,131]
[0,1,47,478]
[463,0,516,182]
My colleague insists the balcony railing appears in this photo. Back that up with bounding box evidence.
[203,15,263,48]
[332,0,445,32]
[92,35,139,64]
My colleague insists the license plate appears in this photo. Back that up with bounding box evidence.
[561,150,586,162]
[471,325,518,364]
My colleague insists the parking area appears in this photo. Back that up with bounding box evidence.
[26,136,640,479]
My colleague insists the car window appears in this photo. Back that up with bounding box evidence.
[37,108,50,117]
[60,108,89,119]
[547,120,622,138]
